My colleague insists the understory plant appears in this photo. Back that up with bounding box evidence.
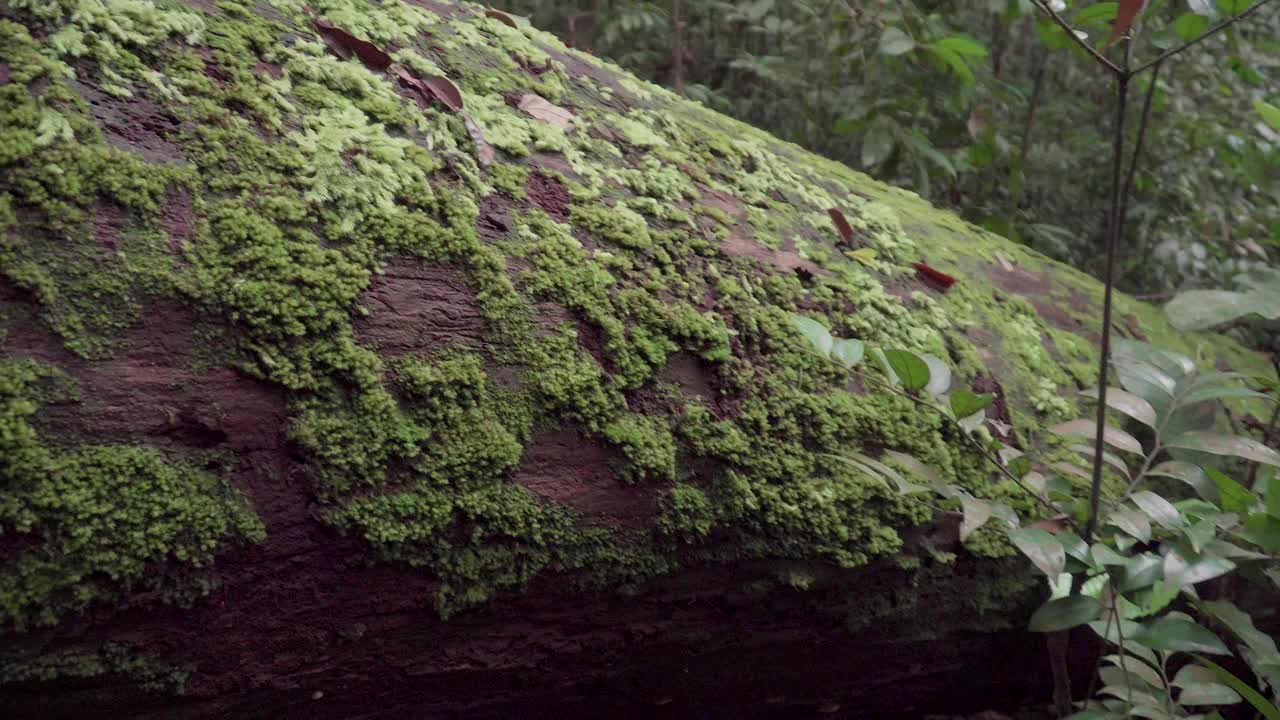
[792,313,1280,717]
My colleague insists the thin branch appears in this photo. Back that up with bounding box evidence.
[1132,0,1278,75]
[1030,0,1124,76]
[1118,61,1161,231]
[1084,72,1131,544]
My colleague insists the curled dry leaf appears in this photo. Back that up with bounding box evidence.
[484,9,518,28]
[393,66,465,112]
[827,208,855,246]
[313,19,392,69]
[517,93,575,130]
[463,113,495,167]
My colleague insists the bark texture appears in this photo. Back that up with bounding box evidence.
[0,1,1269,717]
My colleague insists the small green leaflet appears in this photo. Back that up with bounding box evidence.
[1029,595,1101,632]
[1079,386,1157,428]
[1166,431,1280,468]
[790,314,832,357]
[1131,490,1182,528]
[950,389,994,419]
[1130,616,1230,655]
[1258,99,1280,132]
[1051,419,1143,455]
[878,27,915,56]
[880,349,931,393]
[1217,0,1251,14]
[1174,12,1209,40]
[1010,527,1066,577]
[830,338,865,369]
[1204,467,1252,514]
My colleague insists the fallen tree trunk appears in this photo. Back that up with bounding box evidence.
[0,1,1270,717]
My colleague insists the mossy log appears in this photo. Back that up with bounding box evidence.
[0,1,1271,717]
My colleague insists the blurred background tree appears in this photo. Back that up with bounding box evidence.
[493,0,1279,350]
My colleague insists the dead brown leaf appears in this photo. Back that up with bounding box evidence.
[464,113,495,167]
[484,9,518,28]
[517,93,574,130]
[313,19,392,69]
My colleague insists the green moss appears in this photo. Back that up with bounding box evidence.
[568,202,651,250]
[0,360,263,631]
[0,642,190,695]
[603,414,676,483]
[1,0,1271,646]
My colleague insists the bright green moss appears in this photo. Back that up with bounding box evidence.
[603,414,676,484]
[488,163,530,199]
[568,202,651,250]
[0,360,264,632]
[2,0,1271,645]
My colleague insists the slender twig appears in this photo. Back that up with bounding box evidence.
[1030,0,1124,76]
[670,0,685,93]
[1118,61,1162,235]
[1132,0,1277,76]
[1084,71,1131,545]
[1008,48,1050,226]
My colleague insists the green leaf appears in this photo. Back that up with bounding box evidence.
[830,338,865,369]
[1257,99,1280,132]
[1165,289,1280,331]
[1104,654,1165,689]
[950,389,994,420]
[881,349,931,393]
[1010,527,1066,577]
[1178,681,1243,706]
[1166,432,1280,468]
[1069,444,1131,479]
[1193,657,1280,720]
[960,494,994,542]
[1174,12,1210,40]
[1131,491,1182,528]
[1148,462,1217,503]
[932,35,988,57]
[862,125,894,167]
[878,26,915,56]
[920,354,951,396]
[1163,547,1234,587]
[1216,0,1251,14]
[1131,617,1230,655]
[790,314,832,357]
[1110,507,1153,543]
[1200,600,1280,662]
[1243,513,1280,552]
[1052,419,1144,455]
[924,45,975,84]
[1180,385,1272,406]
[1116,552,1162,592]
[1080,387,1158,428]
[882,450,943,488]
[1265,472,1280,518]
[1030,595,1102,632]
[1204,467,1252,514]
[1076,2,1120,25]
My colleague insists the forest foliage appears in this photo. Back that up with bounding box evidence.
[494,0,1279,348]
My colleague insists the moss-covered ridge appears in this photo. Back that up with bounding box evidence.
[0,0,1269,662]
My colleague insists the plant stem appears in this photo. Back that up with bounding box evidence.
[1118,60,1161,254]
[1084,70,1130,546]
[1131,0,1277,75]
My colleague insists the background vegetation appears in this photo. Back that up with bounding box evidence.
[493,0,1279,349]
